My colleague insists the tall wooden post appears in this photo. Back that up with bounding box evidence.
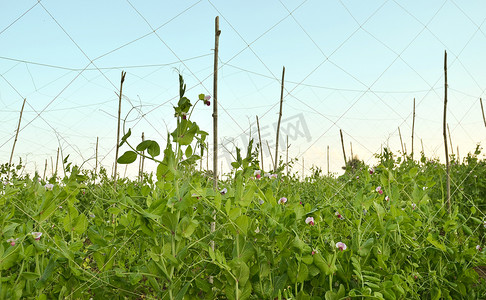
[274,66,285,171]
[213,16,221,190]
[114,71,126,190]
[443,51,451,213]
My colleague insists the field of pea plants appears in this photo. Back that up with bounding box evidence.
[1,77,485,300]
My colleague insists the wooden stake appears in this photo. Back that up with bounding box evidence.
[256,116,263,171]
[266,141,274,169]
[43,159,47,180]
[421,139,424,154]
[274,66,285,171]
[8,98,26,178]
[95,137,99,180]
[443,51,451,213]
[55,147,59,177]
[447,124,453,155]
[327,145,330,175]
[50,156,54,177]
[340,129,347,165]
[212,16,221,190]
[480,98,486,127]
[350,142,353,159]
[457,146,460,163]
[398,127,405,156]
[411,98,416,159]
[114,71,126,190]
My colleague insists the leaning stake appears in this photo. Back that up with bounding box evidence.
[443,51,451,213]
[480,98,486,127]
[114,71,126,190]
[340,129,347,165]
[8,98,26,178]
[274,66,285,171]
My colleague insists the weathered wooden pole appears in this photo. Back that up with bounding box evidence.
[55,147,59,177]
[350,142,353,159]
[114,71,126,190]
[340,129,347,165]
[95,137,99,180]
[411,98,416,159]
[327,145,330,175]
[43,159,47,180]
[274,66,285,171]
[398,127,405,156]
[443,51,451,213]
[8,98,26,178]
[480,98,486,127]
[212,16,221,190]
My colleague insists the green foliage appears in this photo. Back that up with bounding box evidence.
[1,76,485,299]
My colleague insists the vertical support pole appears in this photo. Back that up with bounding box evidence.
[213,16,221,190]
[55,147,59,177]
[8,98,26,178]
[327,145,330,175]
[340,129,347,166]
[350,142,353,160]
[95,137,99,180]
[210,17,221,286]
[443,51,451,213]
[421,139,424,154]
[256,116,263,171]
[480,98,486,127]
[398,127,405,156]
[50,157,54,177]
[411,98,416,159]
[114,71,126,190]
[274,66,285,171]
[43,159,47,180]
[266,141,274,168]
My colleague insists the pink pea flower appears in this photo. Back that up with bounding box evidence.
[204,95,211,106]
[299,201,303,205]
[269,174,278,179]
[336,242,347,251]
[259,199,264,205]
[411,203,417,210]
[311,248,317,255]
[385,196,389,201]
[278,197,287,204]
[376,186,383,195]
[254,170,261,179]
[220,188,227,195]
[305,217,315,226]
[7,238,18,246]
[45,183,54,191]
[335,211,344,220]
[369,168,374,175]
[31,232,42,240]
[181,112,187,120]
[476,245,482,251]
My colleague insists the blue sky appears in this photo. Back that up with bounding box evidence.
[1,0,485,177]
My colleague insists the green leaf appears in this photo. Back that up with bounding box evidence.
[358,238,374,257]
[426,234,446,251]
[74,213,88,235]
[136,140,160,157]
[36,257,57,288]
[235,215,249,235]
[175,282,191,300]
[117,151,138,164]
[185,145,193,158]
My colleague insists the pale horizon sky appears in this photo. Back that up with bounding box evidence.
[1,0,485,178]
